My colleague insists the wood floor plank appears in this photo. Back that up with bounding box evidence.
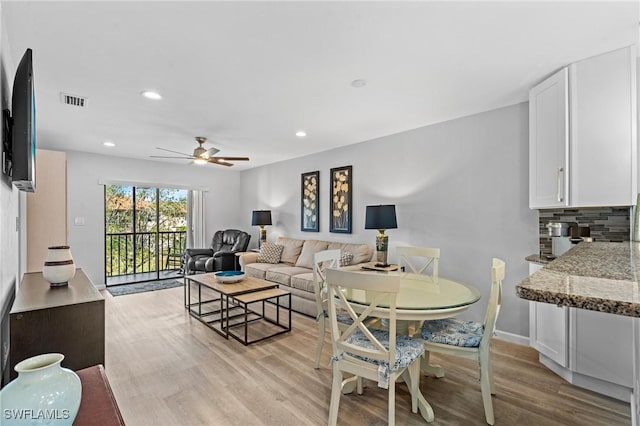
[102,287,631,425]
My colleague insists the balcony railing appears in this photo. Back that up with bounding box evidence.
[106,230,186,277]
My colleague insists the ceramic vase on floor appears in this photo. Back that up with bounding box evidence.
[42,246,75,287]
[0,353,82,426]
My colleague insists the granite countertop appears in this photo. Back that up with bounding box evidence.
[525,254,553,265]
[516,242,640,317]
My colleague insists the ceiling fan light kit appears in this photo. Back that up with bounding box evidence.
[150,136,249,167]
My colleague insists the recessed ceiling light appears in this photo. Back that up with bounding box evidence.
[103,141,115,147]
[141,90,162,100]
[295,131,307,138]
[351,79,367,88]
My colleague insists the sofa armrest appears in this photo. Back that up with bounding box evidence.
[238,252,259,271]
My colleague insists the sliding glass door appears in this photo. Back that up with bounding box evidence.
[105,185,187,286]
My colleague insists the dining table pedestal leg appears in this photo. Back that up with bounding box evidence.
[341,375,362,395]
[401,366,435,422]
[420,352,445,378]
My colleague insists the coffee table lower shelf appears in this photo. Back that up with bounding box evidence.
[227,288,291,345]
[185,275,291,345]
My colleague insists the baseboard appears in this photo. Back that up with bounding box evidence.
[494,329,529,347]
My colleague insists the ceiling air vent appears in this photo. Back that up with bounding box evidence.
[60,93,87,107]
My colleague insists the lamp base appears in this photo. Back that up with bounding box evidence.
[375,232,389,267]
[259,226,267,248]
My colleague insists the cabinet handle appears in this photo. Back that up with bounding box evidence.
[557,167,564,203]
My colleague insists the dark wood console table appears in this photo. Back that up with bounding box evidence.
[10,269,105,380]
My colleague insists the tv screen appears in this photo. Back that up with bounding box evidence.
[11,48,35,192]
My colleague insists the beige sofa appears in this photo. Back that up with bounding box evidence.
[238,237,373,317]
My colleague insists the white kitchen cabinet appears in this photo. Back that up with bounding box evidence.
[529,68,569,209]
[528,263,569,367]
[530,301,569,367]
[570,308,634,388]
[528,261,633,400]
[529,45,637,209]
[569,46,637,207]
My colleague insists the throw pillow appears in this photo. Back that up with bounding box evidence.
[339,250,354,267]
[295,240,329,269]
[257,242,284,264]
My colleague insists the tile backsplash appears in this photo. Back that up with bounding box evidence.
[538,207,630,256]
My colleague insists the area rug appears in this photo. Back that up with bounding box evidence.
[106,279,183,297]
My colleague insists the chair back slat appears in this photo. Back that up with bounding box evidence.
[397,246,440,284]
[325,269,400,365]
[313,250,341,316]
[481,258,505,347]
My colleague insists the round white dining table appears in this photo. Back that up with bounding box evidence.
[335,269,482,423]
[342,271,482,321]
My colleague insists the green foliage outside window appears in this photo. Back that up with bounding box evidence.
[105,185,188,277]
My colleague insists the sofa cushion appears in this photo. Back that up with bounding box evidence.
[295,240,329,269]
[328,242,372,265]
[257,242,284,264]
[290,272,316,293]
[266,266,311,286]
[276,237,305,265]
[245,262,283,279]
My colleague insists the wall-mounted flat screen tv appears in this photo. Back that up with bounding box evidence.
[11,48,36,192]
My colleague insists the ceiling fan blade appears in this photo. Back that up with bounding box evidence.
[155,147,192,157]
[150,155,192,159]
[209,156,250,161]
[208,158,234,167]
[205,147,220,157]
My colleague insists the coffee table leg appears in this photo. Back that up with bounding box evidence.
[222,294,227,338]
[186,278,191,309]
[288,293,291,331]
[244,302,249,344]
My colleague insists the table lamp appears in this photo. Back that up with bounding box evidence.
[251,210,272,248]
[365,205,397,267]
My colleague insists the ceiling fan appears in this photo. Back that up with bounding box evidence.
[151,137,249,167]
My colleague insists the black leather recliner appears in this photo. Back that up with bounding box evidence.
[184,229,251,274]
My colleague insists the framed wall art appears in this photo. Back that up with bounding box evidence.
[301,171,319,232]
[330,165,352,233]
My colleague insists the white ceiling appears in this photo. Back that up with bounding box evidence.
[2,1,638,171]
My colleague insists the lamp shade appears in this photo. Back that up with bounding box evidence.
[251,210,272,226]
[365,205,397,230]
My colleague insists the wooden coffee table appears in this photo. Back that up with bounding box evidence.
[185,273,291,344]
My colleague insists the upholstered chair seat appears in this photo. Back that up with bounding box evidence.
[421,318,485,348]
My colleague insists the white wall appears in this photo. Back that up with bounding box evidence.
[0,1,19,312]
[240,103,538,337]
[65,151,243,287]
[0,2,21,381]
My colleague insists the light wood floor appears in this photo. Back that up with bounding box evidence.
[102,286,631,425]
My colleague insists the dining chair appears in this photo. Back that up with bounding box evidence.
[397,246,440,283]
[325,268,425,426]
[314,249,343,368]
[420,258,505,425]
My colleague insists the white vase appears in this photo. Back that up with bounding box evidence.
[0,353,82,426]
[42,246,75,287]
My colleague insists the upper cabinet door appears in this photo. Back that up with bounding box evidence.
[529,67,570,209]
[569,46,637,207]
